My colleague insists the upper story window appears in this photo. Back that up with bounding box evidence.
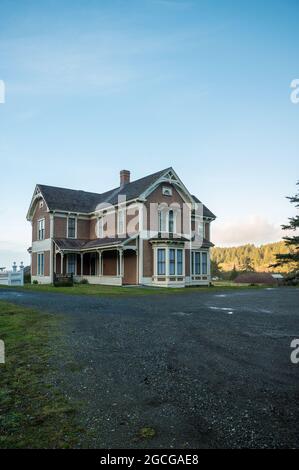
[98,217,103,238]
[198,220,204,238]
[162,186,172,197]
[118,209,125,235]
[38,219,45,240]
[168,210,174,234]
[67,217,76,238]
[158,210,167,232]
[39,200,44,209]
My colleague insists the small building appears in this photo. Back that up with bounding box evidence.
[234,272,284,285]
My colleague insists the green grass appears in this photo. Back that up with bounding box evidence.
[0,301,81,448]
[0,280,269,297]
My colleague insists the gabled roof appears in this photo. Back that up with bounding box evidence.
[29,167,215,219]
[192,195,216,219]
[37,168,171,214]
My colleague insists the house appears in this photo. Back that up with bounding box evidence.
[26,167,216,287]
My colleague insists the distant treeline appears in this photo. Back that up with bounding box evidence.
[211,241,293,273]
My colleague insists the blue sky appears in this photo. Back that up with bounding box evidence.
[0,0,298,267]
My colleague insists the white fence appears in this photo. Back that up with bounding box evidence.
[0,263,24,286]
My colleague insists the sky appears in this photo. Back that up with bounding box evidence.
[0,0,298,267]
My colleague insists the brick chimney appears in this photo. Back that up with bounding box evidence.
[120,170,130,187]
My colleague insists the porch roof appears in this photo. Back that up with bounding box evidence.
[54,237,131,251]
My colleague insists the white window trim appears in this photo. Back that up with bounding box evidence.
[67,216,77,239]
[37,252,44,276]
[154,247,185,277]
[191,251,209,276]
[37,218,45,241]
[158,209,177,235]
[162,186,173,196]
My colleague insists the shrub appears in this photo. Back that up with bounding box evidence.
[32,280,38,285]
[79,278,89,284]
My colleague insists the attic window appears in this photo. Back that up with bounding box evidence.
[162,186,172,197]
[39,200,44,209]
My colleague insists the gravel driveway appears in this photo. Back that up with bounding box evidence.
[1,287,299,448]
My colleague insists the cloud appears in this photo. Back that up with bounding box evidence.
[212,215,289,247]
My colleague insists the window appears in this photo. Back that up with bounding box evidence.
[38,219,45,240]
[39,200,44,209]
[67,254,76,275]
[194,252,201,275]
[202,252,208,274]
[169,249,176,275]
[198,220,204,238]
[162,186,172,196]
[118,209,125,235]
[177,249,183,275]
[98,217,103,238]
[158,210,167,232]
[168,210,174,234]
[37,253,44,276]
[68,217,76,238]
[157,249,166,275]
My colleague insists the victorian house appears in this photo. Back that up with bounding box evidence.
[27,167,216,287]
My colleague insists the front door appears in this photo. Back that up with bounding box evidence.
[123,251,137,285]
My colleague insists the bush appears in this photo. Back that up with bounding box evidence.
[24,273,31,284]
[79,278,89,284]
[32,280,38,285]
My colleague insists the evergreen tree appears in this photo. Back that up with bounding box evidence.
[230,264,238,280]
[273,182,299,270]
[241,256,254,272]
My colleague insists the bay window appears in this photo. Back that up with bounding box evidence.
[177,249,183,275]
[191,251,209,276]
[157,248,166,275]
[169,249,176,275]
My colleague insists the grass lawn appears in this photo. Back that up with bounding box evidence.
[0,281,268,297]
[0,301,80,448]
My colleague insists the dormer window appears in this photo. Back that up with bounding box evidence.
[162,186,172,197]
[67,217,76,238]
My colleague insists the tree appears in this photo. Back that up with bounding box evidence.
[211,259,221,277]
[230,264,238,280]
[241,256,254,272]
[273,182,299,270]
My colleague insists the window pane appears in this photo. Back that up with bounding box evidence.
[177,249,183,275]
[68,218,76,238]
[169,210,174,233]
[169,249,175,275]
[195,252,201,275]
[202,252,207,274]
[98,218,103,237]
[157,249,166,275]
[158,211,166,232]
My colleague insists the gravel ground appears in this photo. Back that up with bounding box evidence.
[1,287,299,448]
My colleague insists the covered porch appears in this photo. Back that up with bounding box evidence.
[53,237,138,286]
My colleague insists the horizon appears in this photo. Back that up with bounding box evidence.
[0,0,298,267]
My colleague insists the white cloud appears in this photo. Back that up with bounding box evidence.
[212,215,288,247]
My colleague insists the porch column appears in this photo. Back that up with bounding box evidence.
[98,251,102,276]
[118,249,123,277]
[80,253,83,276]
[61,252,64,275]
[54,250,57,274]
